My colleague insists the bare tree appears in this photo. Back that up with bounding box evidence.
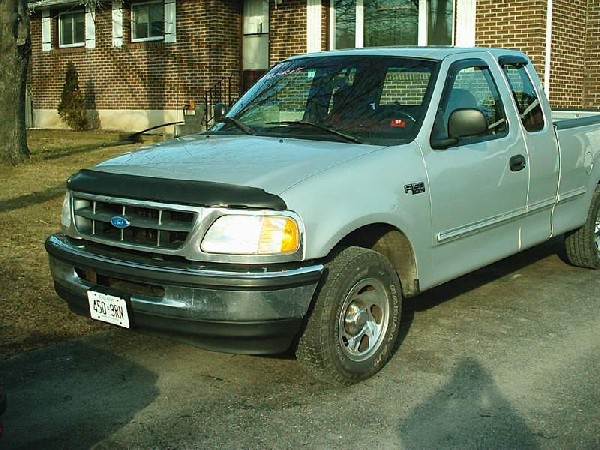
[0,0,30,165]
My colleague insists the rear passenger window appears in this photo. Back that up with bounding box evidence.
[502,64,544,132]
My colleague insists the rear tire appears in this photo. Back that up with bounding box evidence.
[565,185,600,269]
[296,246,402,385]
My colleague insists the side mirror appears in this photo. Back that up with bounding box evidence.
[214,103,229,121]
[448,108,487,139]
[430,108,487,150]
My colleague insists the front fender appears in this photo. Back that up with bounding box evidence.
[281,142,434,282]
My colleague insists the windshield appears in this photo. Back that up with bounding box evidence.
[211,55,440,145]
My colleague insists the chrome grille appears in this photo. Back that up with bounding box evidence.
[72,194,196,250]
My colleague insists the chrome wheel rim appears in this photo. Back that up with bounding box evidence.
[338,278,390,362]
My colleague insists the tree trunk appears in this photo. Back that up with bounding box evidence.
[0,0,30,166]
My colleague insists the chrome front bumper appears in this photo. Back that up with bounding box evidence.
[45,234,323,353]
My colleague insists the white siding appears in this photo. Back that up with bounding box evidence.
[164,0,177,43]
[85,7,96,49]
[42,9,51,51]
[112,0,124,47]
[455,0,477,47]
[306,0,321,52]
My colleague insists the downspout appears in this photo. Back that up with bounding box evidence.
[544,0,553,98]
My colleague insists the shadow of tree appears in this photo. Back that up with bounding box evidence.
[85,79,101,130]
[0,339,159,449]
[398,357,540,449]
[0,184,65,213]
[31,140,134,162]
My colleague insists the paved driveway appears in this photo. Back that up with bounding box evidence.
[1,238,599,449]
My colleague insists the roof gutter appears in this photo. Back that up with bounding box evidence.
[28,0,86,11]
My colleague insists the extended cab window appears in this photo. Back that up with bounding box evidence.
[432,62,508,147]
[502,64,544,132]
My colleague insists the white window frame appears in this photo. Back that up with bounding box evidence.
[112,0,124,47]
[306,0,322,52]
[131,0,165,43]
[42,9,52,51]
[58,9,86,48]
[329,0,455,49]
[455,0,476,47]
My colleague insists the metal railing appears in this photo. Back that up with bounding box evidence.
[203,75,234,129]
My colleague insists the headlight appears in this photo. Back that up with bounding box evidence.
[201,214,300,255]
[60,192,72,229]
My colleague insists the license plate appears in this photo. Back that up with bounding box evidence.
[87,291,130,328]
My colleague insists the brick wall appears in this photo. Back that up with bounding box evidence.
[380,73,431,105]
[584,0,600,108]
[551,0,587,108]
[30,0,241,113]
[475,0,547,86]
[30,0,597,126]
[475,0,596,109]
[269,0,307,65]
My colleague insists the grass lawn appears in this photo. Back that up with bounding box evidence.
[0,130,149,359]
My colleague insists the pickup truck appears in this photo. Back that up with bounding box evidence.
[45,47,600,385]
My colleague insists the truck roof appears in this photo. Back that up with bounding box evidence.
[290,46,528,62]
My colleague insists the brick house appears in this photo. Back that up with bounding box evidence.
[27,0,599,132]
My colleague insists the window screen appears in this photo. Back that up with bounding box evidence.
[59,11,85,47]
[132,2,164,41]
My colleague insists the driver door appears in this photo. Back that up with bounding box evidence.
[423,58,529,284]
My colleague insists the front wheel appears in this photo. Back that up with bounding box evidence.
[296,246,402,385]
[565,185,600,269]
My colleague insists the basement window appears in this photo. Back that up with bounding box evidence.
[131,1,165,41]
[59,10,85,48]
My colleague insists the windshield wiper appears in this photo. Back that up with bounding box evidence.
[268,121,364,144]
[218,116,254,135]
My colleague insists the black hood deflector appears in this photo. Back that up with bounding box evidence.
[67,169,287,210]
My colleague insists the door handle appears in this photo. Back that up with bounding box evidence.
[510,154,526,172]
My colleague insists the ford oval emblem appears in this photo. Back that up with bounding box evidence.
[110,216,131,229]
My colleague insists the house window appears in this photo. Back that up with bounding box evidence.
[59,10,85,48]
[331,0,454,49]
[131,1,164,41]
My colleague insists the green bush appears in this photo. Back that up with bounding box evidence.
[57,62,88,130]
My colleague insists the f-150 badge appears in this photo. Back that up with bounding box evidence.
[404,182,426,195]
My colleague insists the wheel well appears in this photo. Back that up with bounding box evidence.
[336,224,419,297]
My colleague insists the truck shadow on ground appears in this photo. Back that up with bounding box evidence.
[0,340,159,450]
[397,357,542,449]
[399,237,566,339]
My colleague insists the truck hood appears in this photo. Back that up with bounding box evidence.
[93,134,383,195]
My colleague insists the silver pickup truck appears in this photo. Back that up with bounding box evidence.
[46,47,600,385]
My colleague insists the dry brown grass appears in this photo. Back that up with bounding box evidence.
[0,130,151,359]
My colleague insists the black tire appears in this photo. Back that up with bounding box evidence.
[296,246,402,385]
[565,185,600,269]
